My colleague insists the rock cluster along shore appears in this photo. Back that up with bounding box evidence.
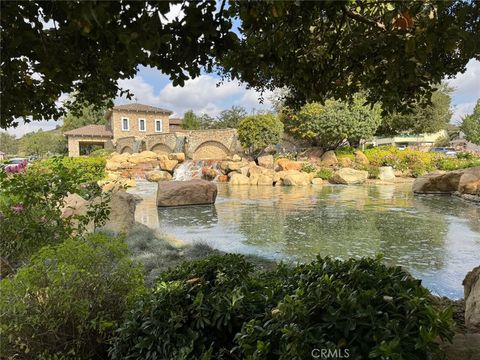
[413,167,480,201]
[100,151,186,191]
[101,149,401,189]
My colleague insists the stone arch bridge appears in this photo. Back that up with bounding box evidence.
[116,129,242,160]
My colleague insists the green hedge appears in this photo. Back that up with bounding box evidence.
[111,254,454,360]
[0,233,145,359]
[38,156,106,182]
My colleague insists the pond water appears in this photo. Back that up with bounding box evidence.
[129,181,480,299]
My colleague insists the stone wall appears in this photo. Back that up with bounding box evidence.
[119,129,241,160]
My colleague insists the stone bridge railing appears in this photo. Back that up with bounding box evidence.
[116,129,242,160]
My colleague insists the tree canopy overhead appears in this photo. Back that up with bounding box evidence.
[1,1,479,129]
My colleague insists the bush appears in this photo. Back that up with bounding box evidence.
[110,254,264,359]
[39,156,106,182]
[89,148,114,157]
[301,162,317,173]
[0,233,145,359]
[237,114,284,158]
[0,158,110,267]
[315,167,333,180]
[111,255,454,360]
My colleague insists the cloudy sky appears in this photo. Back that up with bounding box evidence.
[5,59,480,138]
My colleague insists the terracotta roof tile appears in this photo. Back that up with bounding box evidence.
[64,125,113,137]
[113,103,173,114]
[169,118,183,125]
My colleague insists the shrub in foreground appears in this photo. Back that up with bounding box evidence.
[0,158,109,267]
[111,255,454,360]
[0,234,145,359]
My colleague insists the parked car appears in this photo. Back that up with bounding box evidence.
[429,147,457,157]
[397,145,407,151]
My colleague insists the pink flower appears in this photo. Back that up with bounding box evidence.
[11,204,24,213]
[5,160,28,174]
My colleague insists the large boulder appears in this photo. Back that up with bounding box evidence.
[128,151,158,164]
[303,147,324,161]
[159,159,179,173]
[229,173,250,185]
[248,165,265,177]
[378,166,396,182]
[320,150,338,167]
[413,170,465,194]
[459,168,480,196]
[102,192,140,233]
[464,266,480,332]
[257,174,274,186]
[338,157,353,168]
[283,172,311,186]
[354,150,369,165]
[157,180,217,207]
[273,170,300,183]
[331,168,368,185]
[311,178,323,185]
[276,158,302,171]
[145,170,172,182]
[257,154,274,169]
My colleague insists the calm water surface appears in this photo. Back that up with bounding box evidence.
[129,182,480,299]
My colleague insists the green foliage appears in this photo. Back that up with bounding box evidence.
[364,147,436,175]
[182,110,202,130]
[283,95,382,149]
[19,129,67,156]
[0,132,18,155]
[0,233,145,359]
[4,2,478,128]
[207,106,248,129]
[40,156,106,182]
[460,99,480,145]
[434,135,451,147]
[0,158,109,266]
[377,86,453,136]
[237,114,284,157]
[315,168,333,180]
[363,146,480,176]
[89,148,114,157]
[62,101,108,132]
[111,254,454,360]
[435,157,480,171]
[300,162,317,173]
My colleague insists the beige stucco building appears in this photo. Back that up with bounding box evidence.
[65,103,176,157]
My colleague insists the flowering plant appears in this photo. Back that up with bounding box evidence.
[0,158,110,271]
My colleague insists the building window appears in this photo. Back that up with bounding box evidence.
[121,117,129,131]
[138,118,146,132]
[155,119,163,133]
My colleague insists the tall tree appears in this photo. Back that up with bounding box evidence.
[0,132,18,155]
[2,1,479,128]
[282,95,382,149]
[19,130,66,156]
[376,85,453,136]
[62,102,108,132]
[213,106,248,129]
[460,100,480,144]
[181,110,202,130]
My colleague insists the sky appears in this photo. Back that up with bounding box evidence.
[5,58,480,138]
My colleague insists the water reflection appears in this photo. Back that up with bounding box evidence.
[129,182,480,299]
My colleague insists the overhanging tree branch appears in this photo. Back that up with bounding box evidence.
[341,5,387,32]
